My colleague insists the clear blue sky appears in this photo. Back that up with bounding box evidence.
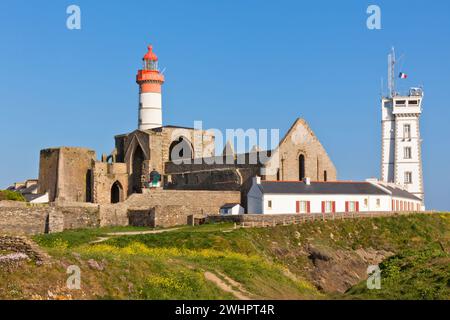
[0,1,449,210]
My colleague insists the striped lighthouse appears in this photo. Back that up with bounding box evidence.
[136,45,165,130]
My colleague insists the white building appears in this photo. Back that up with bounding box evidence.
[247,177,423,214]
[381,49,424,203]
[219,203,245,215]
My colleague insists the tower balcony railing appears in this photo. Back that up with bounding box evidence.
[136,70,165,83]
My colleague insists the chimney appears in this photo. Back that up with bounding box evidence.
[304,177,311,185]
[253,176,261,185]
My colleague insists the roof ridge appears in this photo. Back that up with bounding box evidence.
[262,180,370,184]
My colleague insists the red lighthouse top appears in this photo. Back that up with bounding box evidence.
[137,44,164,88]
[143,45,158,61]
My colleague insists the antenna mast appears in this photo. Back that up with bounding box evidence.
[387,47,396,98]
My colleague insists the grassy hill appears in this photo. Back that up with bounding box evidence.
[0,213,448,300]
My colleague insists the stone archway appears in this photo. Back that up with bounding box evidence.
[111,181,123,204]
[169,136,194,162]
[131,145,145,193]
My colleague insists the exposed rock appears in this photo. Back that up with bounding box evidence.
[87,259,104,271]
[0,235,50,265]
[305,244,392,293]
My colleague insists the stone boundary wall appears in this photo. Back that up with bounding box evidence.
[128,208,155,227]
[207,211,436,226]
[0,235,50,263]
[0,189,241,234]
[0,206,51,235]
[0,204,101,235]
[49,205,100,233]
[99,203,129,227]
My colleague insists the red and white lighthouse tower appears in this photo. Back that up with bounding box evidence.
[136,45,165,130]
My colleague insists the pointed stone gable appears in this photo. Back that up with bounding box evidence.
[263,118,337,182]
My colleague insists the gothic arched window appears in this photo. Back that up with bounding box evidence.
[299,154,305,181]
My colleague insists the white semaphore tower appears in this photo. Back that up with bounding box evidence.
[136,45,165,130]
[381,48,424,203]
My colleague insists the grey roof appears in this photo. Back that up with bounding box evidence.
[19,184,38,195]
[260,181,388,196]
[152,125,195,131]
[221,203,241,209]
[384,186,422,201]
[23,193,45,202]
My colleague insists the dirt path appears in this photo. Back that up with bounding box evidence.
[204,271,251,300]
[89,228,181,244]
[105,228,181,236]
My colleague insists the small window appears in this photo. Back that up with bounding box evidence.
[404,147,412,159]
[364,199,368,207]
[348,201,355,212]
[325,201,332,213]
[376,199,381,207]
[409,100,418,105]
[405,172,413,184]
[268,200,272,209]
[396,100,406,106]
[323,170,328,182]
[403,124,411,139]
[299,201,307,213]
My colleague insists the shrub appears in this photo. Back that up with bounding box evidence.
[0,190,26,202]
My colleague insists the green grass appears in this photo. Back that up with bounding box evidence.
[33,225,154,249]
[2,213,448,300]
[0,190,26,202]
[346,243,450,299]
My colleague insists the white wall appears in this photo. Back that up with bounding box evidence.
[381,99,395,183]
[247,182,263,214]
[139,92,162,130]
[220,205,244,215]
[260,194,392,214]
[29,193,49,204]
[247,192,422,214]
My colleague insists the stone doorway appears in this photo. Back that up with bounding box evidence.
[131,145,145,193]
[111,181,123,204]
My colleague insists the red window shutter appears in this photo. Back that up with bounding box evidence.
[345,201,349,212]
[392,199,394,211]
[321,201,325,213]
[355,201,359,212]
[332,201,336,213]
[296,201,300,213]
[307,201,311,213]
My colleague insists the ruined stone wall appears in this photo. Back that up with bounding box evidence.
[38,148,59,201]
[101,190,241,228]
[160,127,215,164]
[92,162,129,204]
[129,189,240,214]
[0,204,100,235]
[164,161,261,209]
[0,206,50,235]
[0,236,49,263]
[99,203,130,227]
[115,127,216,196]
[49,204,100,232]
[38,147,96,202]
[128,208,154,227]
[264,119,337,181]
